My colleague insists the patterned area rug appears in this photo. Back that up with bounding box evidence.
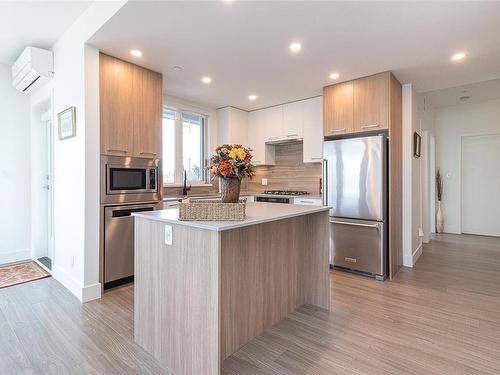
[0,261,50,288]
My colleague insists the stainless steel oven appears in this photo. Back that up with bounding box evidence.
[100,155,161,204]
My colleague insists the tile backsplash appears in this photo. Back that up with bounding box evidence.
[243,142,322,194]
[163,142,322,197]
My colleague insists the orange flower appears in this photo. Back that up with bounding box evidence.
[218,160,234,177]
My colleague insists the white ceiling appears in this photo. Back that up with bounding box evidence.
[89,1,499,111]
[0,1,91,65]
[423,78,500,109]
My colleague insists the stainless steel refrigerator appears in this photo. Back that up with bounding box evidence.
[323,134,387,280]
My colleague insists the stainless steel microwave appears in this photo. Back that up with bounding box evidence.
[100,155,161,204]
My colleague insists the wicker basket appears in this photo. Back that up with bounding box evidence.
[178,199,246,221]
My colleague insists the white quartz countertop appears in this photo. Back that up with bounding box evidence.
[133,202,330,232]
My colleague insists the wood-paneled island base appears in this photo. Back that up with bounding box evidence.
[133,202,330,375]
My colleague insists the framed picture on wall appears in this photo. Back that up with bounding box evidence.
[414,132,421,158]
[58,106,76,140]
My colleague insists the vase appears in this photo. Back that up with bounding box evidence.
[220,177,241,203]
[436,201,444,233]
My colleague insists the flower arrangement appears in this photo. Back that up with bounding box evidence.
[209,144,255,180]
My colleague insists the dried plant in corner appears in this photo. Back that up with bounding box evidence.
[436,169,443,201]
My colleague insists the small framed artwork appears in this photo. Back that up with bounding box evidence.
[413,132,421,158]
[58,106,76,140]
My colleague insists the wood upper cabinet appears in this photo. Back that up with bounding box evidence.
[100,53,135,156]
[133,68,163,158]
[353,72,389,132]
[323,81,353,136]
[100,53,163,158]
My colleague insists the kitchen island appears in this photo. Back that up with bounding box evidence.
[133,202,330,375]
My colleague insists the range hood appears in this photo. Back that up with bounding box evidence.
[265,137,303,145]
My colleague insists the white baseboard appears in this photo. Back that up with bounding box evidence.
[82,283,101,302]
[0,249,31,265]
[52,264,101,303]
[403,244,423,268]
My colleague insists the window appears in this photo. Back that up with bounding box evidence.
[162,107,207,185]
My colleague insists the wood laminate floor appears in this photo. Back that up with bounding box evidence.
[1,234,499,374]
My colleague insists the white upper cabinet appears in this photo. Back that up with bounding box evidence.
[247,110,275,165]
[217,107,248,145]
[261,106,284,142]
[283,101,304,139]
[241,97,322,165]
[303,96,323,163]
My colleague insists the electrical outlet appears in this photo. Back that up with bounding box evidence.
[71,255,75,267]
[261,178,268,186]
[164,225,173,245]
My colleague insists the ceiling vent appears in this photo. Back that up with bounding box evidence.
[12,47,54,94]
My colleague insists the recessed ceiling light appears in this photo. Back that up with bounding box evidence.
[201,76,212,84]
[248,94,258,101]
[329,73,340,80]
[130,49,142,57]
[451,52,466,61]
[173,65,183,71]
[289,42,302,53]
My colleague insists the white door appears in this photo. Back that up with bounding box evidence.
[461,134,500,237]
[46,119,54,260]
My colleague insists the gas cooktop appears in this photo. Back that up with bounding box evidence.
[262,190,309,196]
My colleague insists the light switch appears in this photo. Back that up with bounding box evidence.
[164,225,173,245]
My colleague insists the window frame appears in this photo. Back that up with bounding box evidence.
[162,106,209,187]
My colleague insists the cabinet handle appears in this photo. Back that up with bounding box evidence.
[107,149,128,154]
[330,128,345,133]
[286,133,299,137]
[267,136,279,141]
[140,152,158,156]
[361,124,380,129]
[311,157,323,160]
[253,160,262,164]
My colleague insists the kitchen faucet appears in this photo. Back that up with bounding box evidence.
[182,170,191,196]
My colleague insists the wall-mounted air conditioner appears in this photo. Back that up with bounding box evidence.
[12,47,54,94]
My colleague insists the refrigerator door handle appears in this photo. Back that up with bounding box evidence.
[322,159,328,206]
[330,220,379,229]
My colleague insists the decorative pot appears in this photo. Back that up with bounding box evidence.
[436,201,444,233]
[220,177,241,203]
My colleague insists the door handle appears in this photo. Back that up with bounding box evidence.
[322,159,328,206]
[361,124,380,129]
[330,220,379,229]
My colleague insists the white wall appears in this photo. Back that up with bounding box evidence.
[43,1,125,301]
[402,84,423,267]
[417,95,435,242]
[434,98,500,234]
[0,63,31,264]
